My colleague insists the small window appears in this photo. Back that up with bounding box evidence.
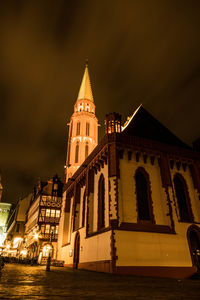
[75,143,79,163]
[86,122,90,136]
[45,224,50,233]
[56,210,60,218]
[51,209,55,217]
[76,122,80,135]
[55,225,59,234]
[41,224,45,233]
[46,209,50,217]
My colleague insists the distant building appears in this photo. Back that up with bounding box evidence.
[0,175,12,248]
[4,193,32,257]
[57,101,200,279]
[25,175,63,264]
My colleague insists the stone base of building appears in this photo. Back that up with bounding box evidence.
[115,266,197,279]
[64,260,197,279]
[64,260,112,273]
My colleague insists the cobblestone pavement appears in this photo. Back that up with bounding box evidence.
[0,264,200,299]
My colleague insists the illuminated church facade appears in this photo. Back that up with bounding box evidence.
[57,65,200,278]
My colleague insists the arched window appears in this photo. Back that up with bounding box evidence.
[174,174,193,222]
[75,143,79,163]
[85,142,89,159]
[86,122,90,136]
[98,174,105,230]
[76,122,80,136]
[135,168,154,222]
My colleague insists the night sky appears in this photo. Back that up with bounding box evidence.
[0,0,200,204]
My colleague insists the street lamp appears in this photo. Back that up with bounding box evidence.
[46,229,54,271]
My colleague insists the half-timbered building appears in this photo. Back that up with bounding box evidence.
[25,175,63,263]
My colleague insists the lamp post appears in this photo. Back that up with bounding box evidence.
[46,229,54,271]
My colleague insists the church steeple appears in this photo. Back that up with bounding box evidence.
[77,63,94,103]
[65,64,98,182]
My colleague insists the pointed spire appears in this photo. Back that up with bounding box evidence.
[77,61,94,102]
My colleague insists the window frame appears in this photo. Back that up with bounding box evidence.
[135,167,155,224]
[173,173,194,223]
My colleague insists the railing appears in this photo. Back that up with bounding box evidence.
[39,216,60,223]
[40,233,58,240]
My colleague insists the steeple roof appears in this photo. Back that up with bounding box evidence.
[77,63,94,102]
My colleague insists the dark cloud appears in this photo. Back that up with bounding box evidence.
[0,0,200,203]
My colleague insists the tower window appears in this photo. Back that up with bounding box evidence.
[86,123,90,136]
[174,174,193,222]
[75,143,79,163]
[85,142,89,159]
[76,122,80,136]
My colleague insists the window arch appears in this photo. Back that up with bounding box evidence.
[76,122,80,136]
[98,174,105,230]
[85,142,89,159]
[135,167,154,222]
[174,174,193,222]
[75,143,79,163]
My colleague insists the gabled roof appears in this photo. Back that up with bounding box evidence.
[77,63,94,102]
[122,105,190,149]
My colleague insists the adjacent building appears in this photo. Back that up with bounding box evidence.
[0,175,12,249]
[4,193,32,257]
[25,175,63,263]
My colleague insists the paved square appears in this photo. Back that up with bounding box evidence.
[0,264,200,299]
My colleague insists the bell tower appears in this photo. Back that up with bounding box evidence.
[65,63,98,181]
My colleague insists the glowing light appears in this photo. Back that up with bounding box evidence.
[34,233,39,240]
[13,237,23,248]
[20,249,27,256]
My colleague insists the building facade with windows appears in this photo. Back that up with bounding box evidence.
[25,175,63,263]
[57,105,200,278]
[0,175,12,249]
[4,193,32,257]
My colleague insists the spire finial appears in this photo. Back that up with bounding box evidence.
[85,59,88,67]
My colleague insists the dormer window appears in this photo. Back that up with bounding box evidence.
[85,103,90,112]
[78,103,83,112]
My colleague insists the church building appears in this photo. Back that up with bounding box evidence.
[57,65,200,279]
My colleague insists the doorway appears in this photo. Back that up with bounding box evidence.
[73,232,80,269]
[187,226,200,271]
